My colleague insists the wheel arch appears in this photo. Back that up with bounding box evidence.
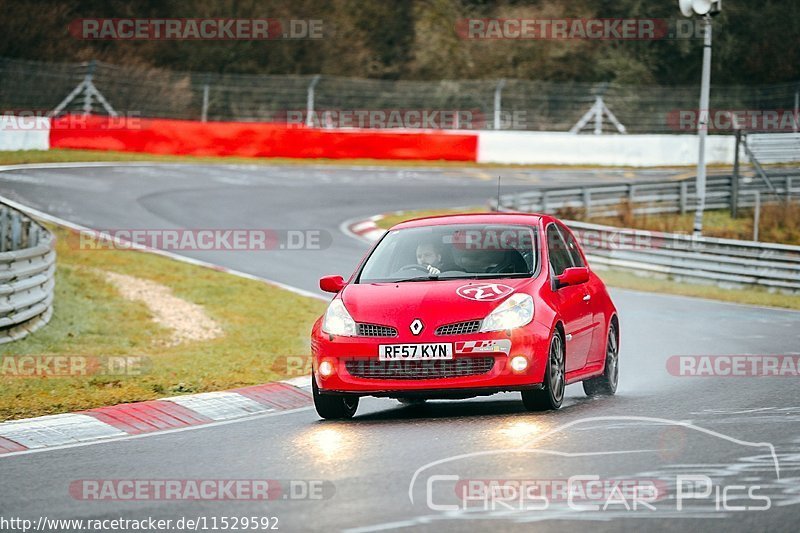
[553,319,566,363]
[609,313,620,345]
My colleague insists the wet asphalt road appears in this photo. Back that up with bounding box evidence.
[0,163,799,532]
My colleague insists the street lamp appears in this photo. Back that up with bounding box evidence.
[679,0,722,237]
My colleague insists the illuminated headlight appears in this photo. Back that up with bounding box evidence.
[510,355,529,372]
[322,299,357,336]
[480,294,534,332]
[318,360,335,377]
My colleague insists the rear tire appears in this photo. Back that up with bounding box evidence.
[583,321,619,397]
[312,375,359,419]
[521,332,565,411]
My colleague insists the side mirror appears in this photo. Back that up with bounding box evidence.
[555,267,590,288]
[320,275,346,293]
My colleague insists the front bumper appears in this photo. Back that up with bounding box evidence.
[311,324,549,396]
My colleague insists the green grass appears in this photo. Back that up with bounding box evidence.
[0,224,326,421]
[596,268,800,311]
[374,208,800,312]
[0,148,707,170]
[584,203,800,246]
[377,207,486,229]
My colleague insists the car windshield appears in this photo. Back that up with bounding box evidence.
[358,223,538,283]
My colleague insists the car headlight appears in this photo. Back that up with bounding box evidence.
[480,293,534,332]
[322,299,357,336]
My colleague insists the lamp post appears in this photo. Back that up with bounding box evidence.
[679,0,722,237]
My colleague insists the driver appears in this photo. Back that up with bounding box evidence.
[416,241,443,276]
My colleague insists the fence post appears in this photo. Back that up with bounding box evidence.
[306,75,321,127]
[679,181,688,214]
[731,129,741,218]
[794,86,799,133]
[201,84,210,122]
[82,60,96,115]
[753,191,760,242]
[787,177,793,203]
[594,96,603,135]
[582,187,591,217]
[0,207,6,253]
[493,79,506,130]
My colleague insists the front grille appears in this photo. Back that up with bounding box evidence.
[345,357,495,380]
[435,320,482,336]
[357,323,398,337]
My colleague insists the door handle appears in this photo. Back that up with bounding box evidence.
[582,294,591,302]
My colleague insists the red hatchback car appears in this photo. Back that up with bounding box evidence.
[310,213,619,419]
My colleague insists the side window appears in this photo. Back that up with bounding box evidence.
[559,226,585,267]
[546,224,573,276]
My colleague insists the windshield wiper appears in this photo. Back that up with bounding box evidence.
[389,275,440,283]
[438,272,533,280]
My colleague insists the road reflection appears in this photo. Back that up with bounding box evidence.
[296,425,358,463]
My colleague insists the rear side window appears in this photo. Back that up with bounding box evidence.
[560,226,585,267]
[546,224,573,276]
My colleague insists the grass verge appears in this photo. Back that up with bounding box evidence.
[375,208,800,312]
[576,203,800,246]
[377,207,486,229]
[0,148,703,170]
[0,224,326,421]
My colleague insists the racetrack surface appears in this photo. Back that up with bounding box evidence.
[1,163,799,531]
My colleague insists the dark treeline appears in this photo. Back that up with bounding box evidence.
[0,0,798,85]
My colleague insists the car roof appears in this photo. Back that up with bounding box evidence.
[391,212,545,230]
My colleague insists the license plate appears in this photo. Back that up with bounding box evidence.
[378,343,453,361]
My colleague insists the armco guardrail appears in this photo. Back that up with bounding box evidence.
[495,171,800,217]
[567,220,800,292]
[492,169,800,292]
[747,133,800,164]
[0,204,56,343]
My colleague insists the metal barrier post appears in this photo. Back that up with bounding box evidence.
[753,191,761,242]
[794,86,799,133]
[680,181,688,214]
[582,187,591,217]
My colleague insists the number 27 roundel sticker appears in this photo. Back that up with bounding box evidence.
[456,283,514,302]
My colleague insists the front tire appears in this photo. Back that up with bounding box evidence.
[312,375,359,419]
[583,321,619,397]
[521,331,565,411]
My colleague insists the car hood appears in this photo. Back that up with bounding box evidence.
[341,277,535,328]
